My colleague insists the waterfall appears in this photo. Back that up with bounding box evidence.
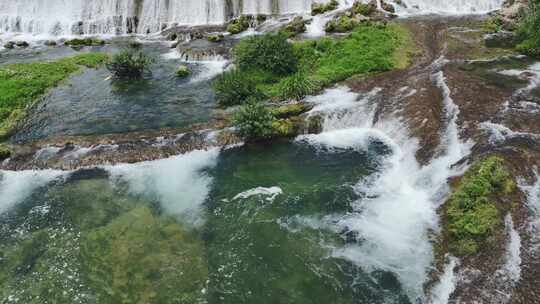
[0,0,506,37]
[0,0,312,36]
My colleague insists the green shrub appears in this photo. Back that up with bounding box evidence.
[213,69,263,106]
[445,156,515,256]
[233,99,275,140]
[233,32,298,76]
[106,49,154,79]
[277,72,317,100]
[516,0,540,57]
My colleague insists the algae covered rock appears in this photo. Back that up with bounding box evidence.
[282,16,308,37]
[325,15,359,33]
[207,33,225,42]
[176,64,191,77]
[312,0,339,15]
[227,15,252,34]
[0,144,11,160]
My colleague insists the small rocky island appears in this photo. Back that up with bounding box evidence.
[0,0,539,303]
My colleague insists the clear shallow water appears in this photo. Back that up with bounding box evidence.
[0,140,416,303]
[1,42,225,142]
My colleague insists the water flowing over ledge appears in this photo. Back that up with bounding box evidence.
[0,0,505,37]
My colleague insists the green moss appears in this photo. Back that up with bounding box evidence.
[483,16,504,33]
[281,16,307,37]
[227,15,251,34]
[0,143,11,160]
[64,38,106,47]
[0,53,109,138]
[311,0,339,15]
[207,34,224,42]
[80,207,207,304]
[325,15,359,33]
[444,156,515,257]
[176,65,191,77]
[271,103,312,119]
[353,2,377,16]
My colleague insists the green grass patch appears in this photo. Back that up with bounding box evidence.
[0,53,109,138]
[444,156,516,256]
[516,0,540,57]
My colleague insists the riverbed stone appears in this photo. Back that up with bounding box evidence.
[484,31,516,48]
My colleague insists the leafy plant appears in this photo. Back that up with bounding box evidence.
[233,32,298,76]
[213,69,264,106]
[516,0,540,57]
[277,72,317,100]
[233,99,275,140]
[106,49,154,79]
[312,0,339,15]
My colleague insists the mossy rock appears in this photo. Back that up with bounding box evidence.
[64,38,106,47]
[282,16,307,37]
[312,0,339,15]
[3,41,15,49]
[176,65,191,78]
[0,144,11,160]
[325,15,359,33]
[272,103,313,119]
[207,34,225,42]
[227,15,252,34]
[353,1,377,16]
[443,156,516,257]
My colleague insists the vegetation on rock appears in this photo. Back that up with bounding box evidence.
[277,72,317,100]
[325,15,360,33]
[213,69,264,107]
[0,53,109,138]
[207,34,225,42]
[227,15,251,34]
[64,38,106,47]
[443,156,516,256]
[233,99,275,140]
[106,49,154,79]
[0,144,11,160]
[176,65,191,78]
[353,1,377,16]
[312,0,339,15]
[516,0,540,57]
[233,32,298,75]
[281,16,307,37]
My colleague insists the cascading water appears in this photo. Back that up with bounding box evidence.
[0,0,506,37]
[295,60,471,302]
[0,0,312,36]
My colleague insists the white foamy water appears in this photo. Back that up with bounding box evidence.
[479,121,540,144]
[297,69,470,301]
[0,169,66,214]
[106,148,219,222]
[0,0,506,39]
[519,172,540,252]
[500,214,522,283]
[232,186,283,201]
[497,62,540,93]
[429,257,459,304]
[394,0,503,15]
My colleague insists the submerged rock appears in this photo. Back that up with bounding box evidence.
[15,40,29,48]
[484,31,516,48]
[3,41,15,49]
